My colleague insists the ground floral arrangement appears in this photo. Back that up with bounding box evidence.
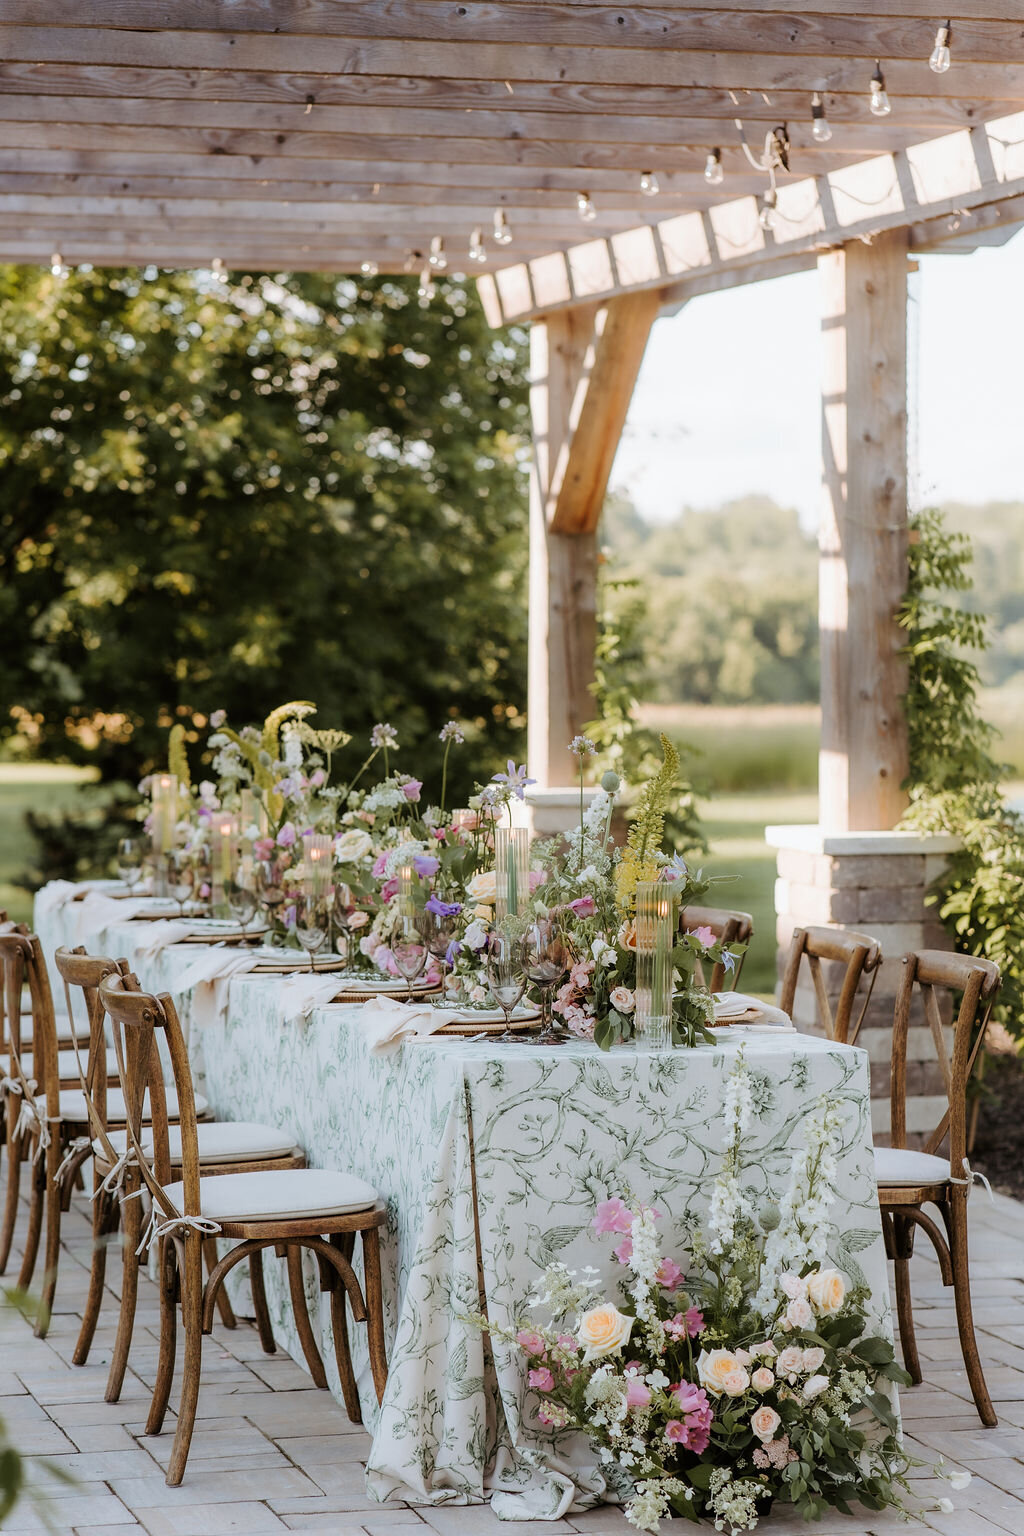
[144,702,744,1045]
[477,1052,970,1532]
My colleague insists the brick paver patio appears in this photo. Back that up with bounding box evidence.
[2,1183,1023,1535]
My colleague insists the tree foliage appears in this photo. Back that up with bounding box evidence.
[0,265,529,793]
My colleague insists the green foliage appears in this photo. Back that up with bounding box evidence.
[899,509,1024,1031]
[0,264,529,798]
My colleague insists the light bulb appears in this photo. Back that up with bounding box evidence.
[360,260,379,277]
[704,149,724,186]
[759,188,778,231]
[417,266,435,300]
[428,235,447,271]
[811,92,832,143]
[492,208,513,245]
[576,190,597,222]
[639,170,660,197]
[49,252,68,279]
[210,256,228,284]
[869,62,891,116]
[929,22,951,73]
[468,227,487,264]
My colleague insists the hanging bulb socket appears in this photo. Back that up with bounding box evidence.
[49,251,68,280]
[929,21,951,74]
[429,235,448,271]
[869,61,891,116]
[360,260,379,277]
[492,208,513,245]
[704,148,724,186]
[639,170,660,197]
[211,256,228,284]
[759,186,778,231]
[576,190,597,222]
[811,92,833,144]
[418,265,435,300]
[468,227,487,264]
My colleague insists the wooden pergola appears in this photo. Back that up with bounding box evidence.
[5,5,1024,834]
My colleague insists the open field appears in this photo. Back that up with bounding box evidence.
[0,763,98,924]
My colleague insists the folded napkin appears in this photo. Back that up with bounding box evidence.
[714,991,792,1029]
[359,996,456,1056]
[129,919,197,961]
[172,947,261,1032]
[68,890,151,949]
[33,880,80,924]
[275,971,350,1031]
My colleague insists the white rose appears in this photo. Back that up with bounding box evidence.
[806,1268,846,1315]
[335,829,374,862]
[697,1348,750,1397]
[465,871,497,906]
[803,1374,829,1401]
[609,986,635,1013]
[776,1346,804,1380]
[751,1367,775,1392]
[786,1297,813,1330]
[801,1346,825,1373]
[577,1304,634,1363]
[591,938,617,968]
[464,919,489,951]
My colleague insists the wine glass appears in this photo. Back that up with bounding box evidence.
[415,906,460,1003]
[485,928,527,1042]
[332,882,360,968]
[392,915,427,1003]
[295,891,330,972]
[521,917,571,1045]
[226,871,259,937]
[117,837,144,892]
[256,858,287,940]
[167,849,194,919]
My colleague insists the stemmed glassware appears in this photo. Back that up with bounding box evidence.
[485,927,527,1042]
[226,870,259,937]
[255,858,287,940]
[167,848,195,919]
[392,915,427,1003]
[415,906,460,1003]
[116,837,144,892]
[332,883,362,969]
[295,891,330,972]
[521,916,571,1045]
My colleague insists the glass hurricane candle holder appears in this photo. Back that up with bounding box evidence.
[635,881,675,1051]
[495,826,529,923]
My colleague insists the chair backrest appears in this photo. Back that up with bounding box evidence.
[98,972,200,1220]
[53,945,124,1124]
[779,924,883,1043]
[680,904,754,992]
[0,931,60,1109]
[890,949,1001,1170]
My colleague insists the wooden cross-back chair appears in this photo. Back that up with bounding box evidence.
[874,949,1001,1428]
[680,905,754,993]
[98,971,389,1485]
[54,945,308,1400]
[779,925,883,1044]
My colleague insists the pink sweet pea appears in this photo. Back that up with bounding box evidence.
[625,1378,652,1409]
[528,1367,555,1393]
[613,1237,633,1265]
[516,1330,546,1357]
[688,924,716,949]
[309,768,326,789]
[372,851,389,878]
[403,779,423,802]
[684,1306,705,1337]
[656,1258,684,1290]
[380,877,399,904]
[253,837,275,861]
[276,822,297,848]
[593,1197,632,1235]
[569,895,596,917]
[557,1333,578,1353]
[529,869,545,892]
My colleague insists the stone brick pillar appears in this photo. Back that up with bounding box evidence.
[767,825,960,1145]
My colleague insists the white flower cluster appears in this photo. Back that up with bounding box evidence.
[281,723,304,769]
[707,1469,764,1533]
[383,840,426,877]
[363,781,407,814]
[625,1206,666,1352]
[753,1094,842,1316]
[528,1260,600,1318]
[708,1051,754,1256]
[584,1366,628,1435]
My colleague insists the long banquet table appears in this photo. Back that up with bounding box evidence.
[34,882,895,1518]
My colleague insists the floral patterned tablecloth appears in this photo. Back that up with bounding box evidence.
[34,884,894,1518]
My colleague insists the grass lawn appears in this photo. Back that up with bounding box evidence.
[0,763,98,924]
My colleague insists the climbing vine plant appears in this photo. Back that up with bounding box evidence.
[899,508,1024,1031]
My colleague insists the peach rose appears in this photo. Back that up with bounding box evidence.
[697,1348,750,1397]
[785,1297,813,1330]
[465,870,497,907]
[609,986,635,1014]
[776,1346,804,1380]
[616,920,638,951]
[801,1346,825,1373]
[751,1405,781,1442]
[577,1304,634,1363]
[807,1268,846,1316]
[751,1367,775,1392]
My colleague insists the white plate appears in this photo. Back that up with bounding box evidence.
[179,919,270,942]
[426,1003,540,1026]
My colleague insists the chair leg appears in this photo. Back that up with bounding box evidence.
[889,1214,922,1386]
[361,1227,389,1406]
[0,1127,21,1274]
[34,1136,64,1337]
[203,1238,236,1330]
[146,1236,178,1437]
[326,1238,362,1425]
[107,1184,142,1403]
[17,1143,45,1293]
[166,1236,205,1487]
[75,1177,118,1366]
[286,1246,327,1389]
[249,1247,277,1356]
[948,1196,997,1427]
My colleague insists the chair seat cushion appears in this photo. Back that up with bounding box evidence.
[2,1048,119,1081]
[161,1168,377,1224]
[56,1088,209,1124]
[874,1146,950,1186]
[94,1121,300,1167]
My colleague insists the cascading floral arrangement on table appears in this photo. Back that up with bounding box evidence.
[472,1050,959,1533]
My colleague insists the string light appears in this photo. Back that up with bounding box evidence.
[428,235,447,271]
[759,186,778,231]
[468,227,487,263]
[639,170,660,197]
[417,265,435,300]
[360,260,379,277]
[492,208,513,245]
[211,257,228,284]
[704,148,724,185]
[49,251,68,279]
[811,92,832,143]
[576,190,597,222]
[869,61,891,116]
[929,21,951,73]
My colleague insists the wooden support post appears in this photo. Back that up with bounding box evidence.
[818,229,910,832]
[528,295,658,787]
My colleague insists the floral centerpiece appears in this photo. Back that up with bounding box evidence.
[474,1051,952,1532]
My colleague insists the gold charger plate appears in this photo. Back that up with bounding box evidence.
[435,1014,539,1036]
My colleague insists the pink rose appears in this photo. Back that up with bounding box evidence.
[609,986,635,1014]
[751,1367,775,1392]
[593,1197,632,1235]
[802,1346,825,1373]
[656,1258,684,1289]
[380,877,399,904]
[348,911,369,930]
[625,1378,651,1409]
[776,1346,804,1380]
[786,1297,813,1330]
[751,1406,781,1442]
[516,1330,546,1357]
[528,1367,555,1393]
[276,822,297,848]
[688,924,716,948]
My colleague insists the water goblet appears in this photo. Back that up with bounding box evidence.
[167,849,194,919]
[415,906,460,1003]
[332,883,361,968]
[485,928,527,1042]
[256,858,287,938]
[392,916,427,1003]
[295,891,330,972]
[521,917,571,1045]
[226,873,259,936]
[117,837,144,891]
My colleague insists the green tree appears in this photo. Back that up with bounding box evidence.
[0,265,529,794]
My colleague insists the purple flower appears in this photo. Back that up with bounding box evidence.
[426,894,462,917]
[439,721,465,744]
[371,722,399,750]
[414,855,440,879]
[445,939,463,965]
[402,779,423,803]
[276,822,297,848]
[491,761,537,802]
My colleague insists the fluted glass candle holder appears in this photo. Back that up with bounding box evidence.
[303,834,334,898]
[149,774,178,897]
[212,813,237,916]
[495,826,529,923]
[635,881,675,1051]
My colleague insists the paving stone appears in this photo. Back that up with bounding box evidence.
[110,1468,321,1509]
[136,1505,288,1535]
[275,1434,372,1467]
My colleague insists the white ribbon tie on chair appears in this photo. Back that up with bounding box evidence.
[950,1157,995,1203]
